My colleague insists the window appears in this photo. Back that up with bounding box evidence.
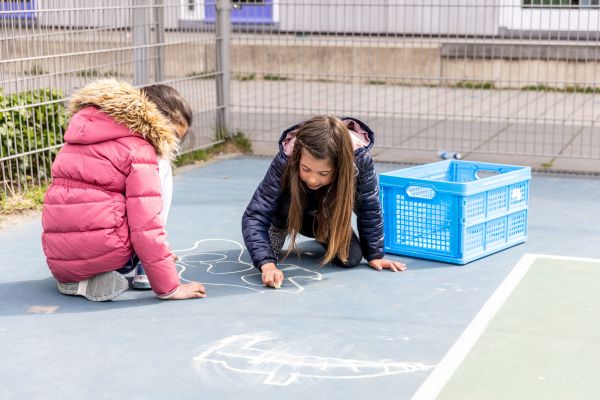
[523,0,599,7]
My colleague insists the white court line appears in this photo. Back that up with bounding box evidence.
[527,254,600,264]
[411,253,600,400]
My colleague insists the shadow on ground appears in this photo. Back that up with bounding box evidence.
[0,239,452,317]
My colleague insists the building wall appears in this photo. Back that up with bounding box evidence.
[36,0,180,30]
[498,0,600,34]
[32,1,600,37]
[278,0,499,36]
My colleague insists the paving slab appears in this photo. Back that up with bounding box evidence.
[0,157,598,399]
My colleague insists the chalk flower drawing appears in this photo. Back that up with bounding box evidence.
[192,334,435,386]
[174,239,322,293]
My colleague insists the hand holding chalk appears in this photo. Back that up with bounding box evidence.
[261,263,285,289]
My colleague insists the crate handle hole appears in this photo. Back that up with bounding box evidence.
[406,186,436,199]
[475,169,500,180]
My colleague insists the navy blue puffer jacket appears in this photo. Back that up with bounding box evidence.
[242,117,385,269]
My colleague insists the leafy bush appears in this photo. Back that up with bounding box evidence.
[0,88,67,196]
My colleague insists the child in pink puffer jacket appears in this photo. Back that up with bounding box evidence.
[41,79,206,301]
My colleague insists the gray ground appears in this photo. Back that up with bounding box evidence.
[229,80,600,172]
[0,156,598,399]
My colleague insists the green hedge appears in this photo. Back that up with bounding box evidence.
[0,88,67,194]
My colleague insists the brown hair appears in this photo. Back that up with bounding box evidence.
[140,84,193,136]
[282,115,356,264]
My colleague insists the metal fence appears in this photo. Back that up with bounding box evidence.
[227,0,600,172]
[2,1,600,198]
[0,0,221,197]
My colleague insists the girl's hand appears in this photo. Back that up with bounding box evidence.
[170,282,207,299]
[261,263,284,289]
[368,258,407,272]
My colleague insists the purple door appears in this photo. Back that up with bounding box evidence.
[0,1,36,20]
[204,0,274,24]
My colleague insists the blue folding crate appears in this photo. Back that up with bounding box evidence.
[379,160,531,264]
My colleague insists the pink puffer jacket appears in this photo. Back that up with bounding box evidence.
[41,80,181,298]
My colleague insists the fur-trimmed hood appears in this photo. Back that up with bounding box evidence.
[67,79,179,161]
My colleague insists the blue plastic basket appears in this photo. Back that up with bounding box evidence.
[379,160,531,264]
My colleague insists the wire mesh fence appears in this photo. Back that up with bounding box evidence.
[227,0,600,171]
[2,1,600,198]
[0,0,220,197]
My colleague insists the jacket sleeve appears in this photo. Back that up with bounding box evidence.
[354,152,385,261]
[125,146,180,298]
[242,154,286,270]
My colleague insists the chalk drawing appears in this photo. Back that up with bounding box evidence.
[27,305,58,314]
[192,333,434,386]
[174,239,322,293]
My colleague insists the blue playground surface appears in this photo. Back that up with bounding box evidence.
[1,156,599,399]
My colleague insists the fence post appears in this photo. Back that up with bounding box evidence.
[216,0,232,137]
[154,0,165,83]
[133,0,151,86]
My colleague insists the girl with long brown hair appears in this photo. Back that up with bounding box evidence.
[242,115,406,288]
